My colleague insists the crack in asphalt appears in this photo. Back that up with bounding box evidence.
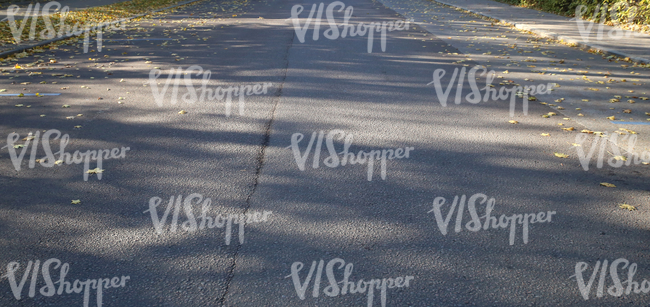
[217,27,295,307]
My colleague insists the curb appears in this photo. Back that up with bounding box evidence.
[431,0,650,64]
[0,0,204,59]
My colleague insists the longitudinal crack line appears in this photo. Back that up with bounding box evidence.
[217,29,294,307]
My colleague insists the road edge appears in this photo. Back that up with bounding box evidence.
[0,0,204,59]
[430,0,650,64]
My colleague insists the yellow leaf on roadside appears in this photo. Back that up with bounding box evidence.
[508,120,518,124]
[619,128,637,134]
[554,152,569,158]
[600,182,616,187]
[86,168,104,174]
[71,200,81,204]
[619,204,636,211]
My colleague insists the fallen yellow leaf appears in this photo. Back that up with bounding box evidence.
[619,128,637,134]
[86,168,104,174]
[618,204,636,211]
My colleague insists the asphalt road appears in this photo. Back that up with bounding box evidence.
[1,0,649,306]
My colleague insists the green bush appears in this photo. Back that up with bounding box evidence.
[494,0,650,27]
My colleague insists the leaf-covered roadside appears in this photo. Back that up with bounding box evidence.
[0,0,203,46]
[492,0,650,34]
